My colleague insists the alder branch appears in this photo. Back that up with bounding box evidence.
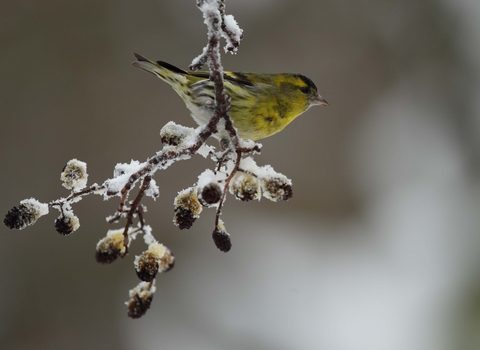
[3,0,292,319]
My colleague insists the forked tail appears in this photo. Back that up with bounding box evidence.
[132,53,189,83]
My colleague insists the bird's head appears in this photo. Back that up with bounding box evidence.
[276,74,329,119]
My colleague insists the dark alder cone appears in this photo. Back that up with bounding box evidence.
[229,173,261,202]
[212,229,232,252]
[126,282,155,319]
[159,122,194,146]
[262,178,293,201]
[234,187,257,201]
[54,213,79,236]
[95,248,121,264]
[4,199,48,230]
[135,244,175,281]
[161,133,183,146]
[135,252,159,282]
[95,231,125,264]
[200,183,222,206]
[55,217,72,236]
[278,184,293,201]
[4,205,36,229]
[174,207,196,230]
[173,188,202,230]
[127,294,153,319]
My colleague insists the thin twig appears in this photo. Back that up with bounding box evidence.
[214,150,242,228]
[49,184,105,209]
[121,176,152,256]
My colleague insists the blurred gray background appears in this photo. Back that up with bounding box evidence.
[1,0,480,349]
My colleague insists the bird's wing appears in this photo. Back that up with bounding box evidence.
[189,71,254,87]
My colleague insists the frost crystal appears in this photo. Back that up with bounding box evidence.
[197,169,218,188]
[239,156,259,172]
[190,46,209,70]
[142,225,156,246]
[238,139,261,154]
[144,178,160,199]
[197,143,215,158]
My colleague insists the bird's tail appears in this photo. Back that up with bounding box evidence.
[132,53,190,86]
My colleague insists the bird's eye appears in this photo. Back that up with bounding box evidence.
[299,86,310,94]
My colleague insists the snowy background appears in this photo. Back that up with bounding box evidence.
[1,0,480,349]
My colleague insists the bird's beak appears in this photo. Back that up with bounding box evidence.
[311,94,330,107]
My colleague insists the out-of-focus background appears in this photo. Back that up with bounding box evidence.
[1,0,480,349]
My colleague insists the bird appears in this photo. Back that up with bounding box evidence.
[132,53,329,141]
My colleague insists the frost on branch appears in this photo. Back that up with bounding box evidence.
[222,14,243,53]
[105,160,148,199]
[4,0,294,319]
[192,0,243,60]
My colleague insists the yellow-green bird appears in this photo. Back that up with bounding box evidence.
[132,53,329,141]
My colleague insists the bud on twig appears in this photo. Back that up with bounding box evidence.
[258,165,293,201]
[199,183,223,206]
[173,187,202,229]
[212,220,232,252]
[4,198,49,230]
[126,281,155,319]
[60,159,88,191]
[2,0,300,319]
[55,211,80,236]
[95,229,127,264]
[229,172,261,201]
[160,121,195,146]
[135,242,175,282]
[197,169,225,207]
